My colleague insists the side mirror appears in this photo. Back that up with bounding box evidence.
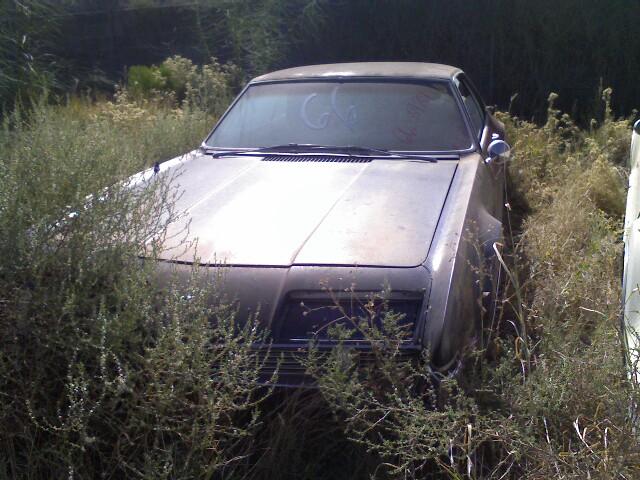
[634,119,640,135]
[485,139,511,164]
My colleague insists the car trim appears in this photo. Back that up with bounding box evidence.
[202,77,478,156]
[451,71,483,153]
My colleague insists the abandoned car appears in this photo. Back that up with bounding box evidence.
[143,62,511,384]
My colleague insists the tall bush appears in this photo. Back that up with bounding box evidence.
[126,56,240,114]
[0,98,270,478]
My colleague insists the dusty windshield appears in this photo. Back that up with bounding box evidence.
[206,80,472,152]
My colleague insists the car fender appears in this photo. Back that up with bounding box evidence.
[423,152,502,368]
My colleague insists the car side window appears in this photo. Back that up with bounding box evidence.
[454,76,485,139]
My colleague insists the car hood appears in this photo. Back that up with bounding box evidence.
[157,153,457,268]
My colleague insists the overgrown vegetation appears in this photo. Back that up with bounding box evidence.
[0,76,637,478]
[0,1,62,110]
[0,89,266,477]
[126,56,240,113]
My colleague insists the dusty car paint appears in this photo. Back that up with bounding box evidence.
[159,156,457,267]
[145,63,509,384]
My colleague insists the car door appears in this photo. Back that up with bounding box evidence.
[623,123,640,383]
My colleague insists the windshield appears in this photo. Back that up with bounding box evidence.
[205,80,473,152]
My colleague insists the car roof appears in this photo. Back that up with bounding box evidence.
[251,62,462,83]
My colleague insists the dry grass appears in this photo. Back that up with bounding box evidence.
[0,88,637,479]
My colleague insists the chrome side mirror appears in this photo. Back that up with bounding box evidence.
[633,119,640,135]
[485,139,511,164]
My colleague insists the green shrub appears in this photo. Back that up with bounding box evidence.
[126,56,240,115]
[127,64,167,99]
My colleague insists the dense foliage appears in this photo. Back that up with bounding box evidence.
[0,1,61,109]
[4,0,640,121]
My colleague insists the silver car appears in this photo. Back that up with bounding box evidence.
[150,62,511,384]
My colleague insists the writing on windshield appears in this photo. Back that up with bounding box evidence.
[300,85,358,131]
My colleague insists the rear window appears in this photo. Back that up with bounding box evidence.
[206,80,472,152]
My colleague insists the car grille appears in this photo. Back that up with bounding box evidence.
[259,348,309,375]
[278,298,422,342]
[256,345,421,386]
[261,155,372,163]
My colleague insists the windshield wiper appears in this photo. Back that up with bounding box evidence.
[203,143,447,162]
